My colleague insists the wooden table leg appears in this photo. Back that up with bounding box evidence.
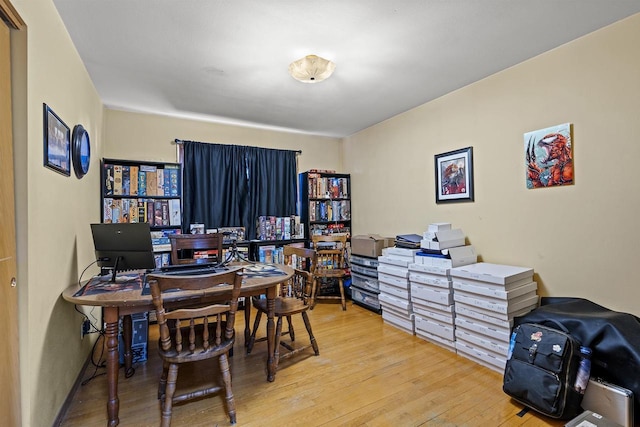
[122,314,135,378]
[104,307,120,426]
[244,299,251,347]
[266,286,277,382]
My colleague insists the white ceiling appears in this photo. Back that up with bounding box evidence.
[53,1,640,138]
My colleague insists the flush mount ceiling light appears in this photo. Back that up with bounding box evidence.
[288,54,336,83]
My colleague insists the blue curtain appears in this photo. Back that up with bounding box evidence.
[182,141,297,240]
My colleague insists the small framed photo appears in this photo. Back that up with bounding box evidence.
[435,146,474,203]
[43,103,71,176]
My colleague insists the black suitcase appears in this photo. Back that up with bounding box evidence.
[503,321,585,419]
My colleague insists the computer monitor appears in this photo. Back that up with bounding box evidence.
[90,222,156,283]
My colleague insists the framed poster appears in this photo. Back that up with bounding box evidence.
[435,146,474,203]
[43,103,71,176]
[524,123,573,189]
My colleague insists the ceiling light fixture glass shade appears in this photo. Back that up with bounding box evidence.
[288,55,335,83]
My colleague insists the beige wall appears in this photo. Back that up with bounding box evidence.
[344,13,640,316]
[104,109,343,173]
[11,2,640,425]
[12,0,104,426]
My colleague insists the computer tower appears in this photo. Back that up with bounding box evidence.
[118,311,149,364]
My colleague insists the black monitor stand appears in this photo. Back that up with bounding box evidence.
[107,256,123,283]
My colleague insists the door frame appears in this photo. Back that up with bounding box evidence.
[0,1,25,426]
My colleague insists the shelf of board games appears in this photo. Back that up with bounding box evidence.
[298,170,351,241]
[100,158,182,268]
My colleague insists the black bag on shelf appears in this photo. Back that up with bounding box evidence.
[503,320,585,420]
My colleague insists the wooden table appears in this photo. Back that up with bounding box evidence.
[62,264,293,427]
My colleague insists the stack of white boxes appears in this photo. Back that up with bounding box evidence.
[377,247,419,334]
[449,262,539,373]
[409,223,477,352]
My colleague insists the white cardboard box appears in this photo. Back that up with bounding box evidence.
[411,283,454,305]
[455,316,511,342]
[379,282,410,300]
[451,275,534,291]
[436,246,477,268]
[377,256,411,268]
[378,292,413,315]
[415,245,477,269]
[454,302,513,329]
[420,238,433,250]
[455,328,509,357]
[409,272,451,289]
[411,304,455,325]
[412,254,431,266]
[382,310,414,335]
[449,262,533,286]
[429,229,466,250]
[414,315,455,341]
[453,291,539,315]
[377,263,410,278]
[454,300,538,323]
[411,298,455,316]
[455,340,507,373]
[378,273,410,290]
[427,222,452,232]
[452,280,538,301]
[382,247,420,257]
[407,262,449,277]
[408,262,446,276]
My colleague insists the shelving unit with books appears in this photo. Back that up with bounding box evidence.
[298,170,351,241]
[298,170,351,302]
[101,158,182,268]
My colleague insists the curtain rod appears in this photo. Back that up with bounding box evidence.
[174,138,302,154]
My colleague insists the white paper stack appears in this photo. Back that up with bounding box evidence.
[450,262,538,373]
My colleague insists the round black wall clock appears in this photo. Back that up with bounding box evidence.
[71,124,90,178]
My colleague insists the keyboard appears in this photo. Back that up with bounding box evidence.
[152,264,228,276]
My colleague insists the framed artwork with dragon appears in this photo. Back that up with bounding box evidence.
[434,146,474,204]
[524,123,573,189]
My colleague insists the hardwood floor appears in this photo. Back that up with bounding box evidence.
[59,301,563,427]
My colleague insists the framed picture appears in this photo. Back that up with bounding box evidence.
[524,123,573,189]
[434,146,474,203]
[43,103,71,176]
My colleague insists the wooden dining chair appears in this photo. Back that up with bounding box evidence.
[246,246,319,370]
[311,234,349,311]
[169,233,225,265]
[147,268,243,427]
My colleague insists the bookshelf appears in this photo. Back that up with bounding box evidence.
[298,171,351,302]
[101,158,182,268]
[298,170,351,242]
